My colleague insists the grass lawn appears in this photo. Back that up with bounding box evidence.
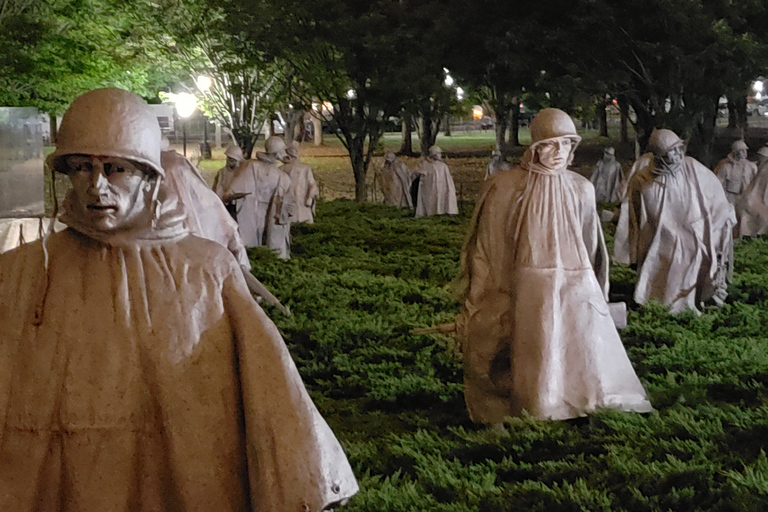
[188,126,637,204]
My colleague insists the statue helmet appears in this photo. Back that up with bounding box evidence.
[647,129,683,157]
[225,145,244,161]
[48,88,164,177]
[384,151,396,162]
[428,145,443,156]
[731,139,748,153]
[604,146,615,156]
[265,136,288,160]
[530,108,581,147]
[286,140,301,160]
[757,145,768,158]
[526,108,581,167]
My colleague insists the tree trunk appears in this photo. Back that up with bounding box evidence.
[347,138,367,202]
[489,102,511,151]
[687,98,720,168]
[598,97,608,137]
[627,99,654,151]
[312,115,323,146]
[49,115,58,145]
[444,115,451,136]
[419,112,440,155]
[419,115,434,155]
[727,95,748,139]
[495,118,507,151]
[727,97,738,129]
[399,116,414,155]
[281,108,304,143]
[509,103,520,147]
[618,99,629,143]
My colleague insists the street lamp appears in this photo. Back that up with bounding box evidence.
[174,92,197,157]
[196,75,212,159]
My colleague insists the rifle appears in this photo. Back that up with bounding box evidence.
[411,302,628,336]
[241,269,292,316]
[410,322,456,335]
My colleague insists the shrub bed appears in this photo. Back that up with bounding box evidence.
[250,200,768,511]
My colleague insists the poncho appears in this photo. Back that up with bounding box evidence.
[483,156,510,181]
[161,150,249,268]
[282,160,319,224]
[379,159,413,208]
[589,156,623,203]
[228,153,292,252]
[735,161,768,237]
[414,158,458,217]
[457,161,652,423]
[714,155,758,205]
[0,189,358,511]
[618,155,735,313]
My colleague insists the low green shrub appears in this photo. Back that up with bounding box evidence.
[249,200,768,511]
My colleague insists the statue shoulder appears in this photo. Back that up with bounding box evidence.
[482,166,527,195]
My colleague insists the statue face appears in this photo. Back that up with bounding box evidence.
[65,155,151,232]
[659,145,684,168]
[226,156,240,170]
[735,149,747,160]
[430,152,442,161]
[537,138,572,168]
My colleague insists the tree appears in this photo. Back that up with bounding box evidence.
[222,0,424,201]
[125,0,289,158]
[1,0,174,115]
[565,0,768,165]
[445,0,544,152]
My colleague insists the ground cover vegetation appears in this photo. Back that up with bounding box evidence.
[248,197,768,511]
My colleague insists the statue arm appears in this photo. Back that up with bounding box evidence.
[274,176,295,224]
[457,182,511,338]
[581,181,610,299]
[306,169,319,205]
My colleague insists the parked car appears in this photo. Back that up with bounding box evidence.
[747,98,768,116]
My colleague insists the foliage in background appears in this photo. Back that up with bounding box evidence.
[126,0,291,158]
[0,0,176,114]
[249,199,768,511]
[222,0,464,201]
[565,0,768,166]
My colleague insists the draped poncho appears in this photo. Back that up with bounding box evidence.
[458,156,652,423]
[0,189,357,511]
[414,158,458,217]
[617,155,735,313]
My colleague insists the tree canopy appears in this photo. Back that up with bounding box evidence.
[1,0,175,114]
[5,0,768,185]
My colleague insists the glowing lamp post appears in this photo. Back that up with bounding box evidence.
[174,92,197,157]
